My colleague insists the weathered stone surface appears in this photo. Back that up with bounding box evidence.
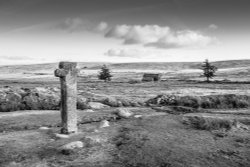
[120,99,131,107]
[84,109,95,112]
[39,127,50,130]
[22,87,60,110]
[0,89,24,112]
[77,97,90,110]
[117,101,123,107]
[103,96,119,107]
[55,133,70,139]
[99,120,110,128]
[115,108,134,118]
[130,101,141,107]
[55,62,78,134]
[134,115,143,118]
[60,141,84,154]
[88,102,110,109]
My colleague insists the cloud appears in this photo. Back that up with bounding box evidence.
[0,55,39,65]
[0,55,34,61]
[95,22,108,32]
[105,49,143,58]
[104,48,169,58]
[209,24,218,30]
[147,30,218,49]
[57,18,108,33]
[105,24,218,49]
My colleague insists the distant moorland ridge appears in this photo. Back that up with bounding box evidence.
[0,59,250,73]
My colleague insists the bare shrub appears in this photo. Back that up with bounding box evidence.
[183,116,235,130]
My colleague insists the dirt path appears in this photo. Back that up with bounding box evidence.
[0,110,60,118]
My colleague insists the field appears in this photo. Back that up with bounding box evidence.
[0,60,250,167]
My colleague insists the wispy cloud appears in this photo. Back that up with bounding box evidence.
[105,48,170,58]
[0,55,34,61]
[105,49,143,58]
[56,18,108,33]
[105,24,218,49]
[209,24,218,30]
[95,22,109,32]
[0,55,40,65]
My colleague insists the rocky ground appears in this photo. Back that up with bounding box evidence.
[0,105,249,167]
[0,64,250,167]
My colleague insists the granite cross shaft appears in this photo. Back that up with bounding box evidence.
[54,62,78,134]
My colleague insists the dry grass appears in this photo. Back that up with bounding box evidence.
[183,116,235,131]
[147,94,250,109]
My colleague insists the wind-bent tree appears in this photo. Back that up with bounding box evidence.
[98,65,113,82]
[202,59,217,82]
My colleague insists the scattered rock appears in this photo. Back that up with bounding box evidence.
[61,141,84,150]
[55,133,70,139]
[39,127,50,130]
[134,115,143,118]
[103,96,119,107]
[0,90,24,112]
[147,94,176,106]
[83,136,107,147]
[115,108,134,118]
[60,141,84,154]
[88,102,110,109]
[117,101,123,107]
[130,101,141,107]
[77,97,90,110]
[120,99,131,107]
[212,130,228,138]
[234,122,249,130]
[88,94,108,103]
[84,109,95,112]
[21,87,60,110]
[99,120,110,128]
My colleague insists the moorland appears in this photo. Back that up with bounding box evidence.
[0,60,250,167]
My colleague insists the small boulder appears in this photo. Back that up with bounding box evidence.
[117,101,123,107]
[234,122,249,130]
[88,102,110,109]
[55,133,70,139]
[39,127,50,130]
[99,120,110,128]
[103,96,119,107]
[84,109,95,112]
[77,97,90,110]
[60,141,84,155]
[130,101,141,107]
[120,99,131,107]
[134,115,143,118]
[115,108,134,118]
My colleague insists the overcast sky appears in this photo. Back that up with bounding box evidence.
[0,0,250,65]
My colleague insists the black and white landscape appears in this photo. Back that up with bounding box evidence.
[0,1,250,167]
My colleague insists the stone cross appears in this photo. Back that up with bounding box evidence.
[55,62,78,134]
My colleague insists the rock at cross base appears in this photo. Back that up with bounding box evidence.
[115,108,134,118]
[60,141,84,155]
[99,120,110,128]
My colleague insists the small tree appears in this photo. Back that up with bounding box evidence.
[201,59,217,82]
[98,65,112,82]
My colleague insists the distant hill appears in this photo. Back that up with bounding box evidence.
[0,60,250,73]
[0,62,108,74]
[88,59,250,71]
